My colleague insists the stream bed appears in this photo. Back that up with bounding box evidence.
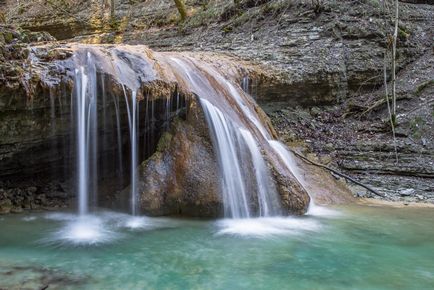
[0,205,433,289]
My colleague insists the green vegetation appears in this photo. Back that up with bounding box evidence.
[156,131,173,152]
[415,80,434,96]
[409,116,425,139]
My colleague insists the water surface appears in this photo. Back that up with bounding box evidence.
[0,205,433,289]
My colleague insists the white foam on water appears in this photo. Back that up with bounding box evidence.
[122,215,190,231]
[22,216,37,221]
[45,212,77,221]
[215,217,321,238]
[124,216,157,230]
[96,211,168,230]
[48,215,119,246]
[306,203,343,218]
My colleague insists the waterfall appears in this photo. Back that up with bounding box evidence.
[165,56,286,218]
[113,93,124,181]
[124,89,139,216]
[200,99,251,219]
[73,53,98,216]
[239,129,280,217]
[269,140,319,213]
[269,141,304,184]
[64,45,309,220]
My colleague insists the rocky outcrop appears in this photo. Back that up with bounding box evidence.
[5,1,432,106]
[0,183,69,214]
[0,26,74,213]
[134,98,222,217]
[0,36,190,213]
[268,50,434,203]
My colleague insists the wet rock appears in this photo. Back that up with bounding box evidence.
[10,206,23,214]
[271,167,310,215]
[46,191,68,199]
[0,198,13,214]
[135,99,222,217]
[134,96,311,217]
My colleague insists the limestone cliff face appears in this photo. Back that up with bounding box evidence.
[0,27,72,213]
[4,1,433,106]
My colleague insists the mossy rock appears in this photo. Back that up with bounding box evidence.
[0,199,13,214]
[156,131,173,152]
[3,31,15,44]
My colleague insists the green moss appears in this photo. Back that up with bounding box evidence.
[4,32,14,44]
[156,131,173,152]
[222,25,233,33]
[231,12,250,28]
[48,50,61,60]
[398,28,409,41]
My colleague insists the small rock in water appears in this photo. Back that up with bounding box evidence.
[400,188,415,196]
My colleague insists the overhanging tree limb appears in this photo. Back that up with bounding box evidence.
[290,150,385,197]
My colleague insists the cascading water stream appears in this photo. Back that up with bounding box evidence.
[200,99,251,219]
[65,45,310,228]
[74,53,98,216]
[123,89,139,216]
[75,66,89,216]
[73,49,143,218]
[269,140,320,214]
[239,129,280,217]
[164,56,285,218]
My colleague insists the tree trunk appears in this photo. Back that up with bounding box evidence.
[174,0,187,21]
[391,0,399,125]
[110,0,115,19]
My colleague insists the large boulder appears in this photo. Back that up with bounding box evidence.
[136,98,222,217]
